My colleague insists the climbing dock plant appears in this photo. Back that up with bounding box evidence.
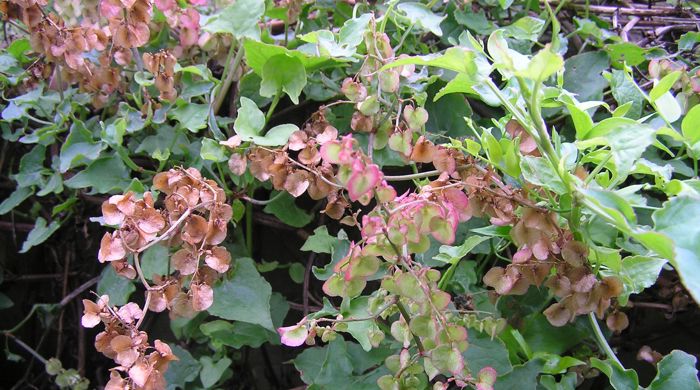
[1,0,700,389]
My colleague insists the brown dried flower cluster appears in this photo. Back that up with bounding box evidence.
[143,50,177,101]
[482,208,625,330]
[91,168,233,387]
[82,296,178,389]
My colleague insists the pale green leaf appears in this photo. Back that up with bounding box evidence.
[202,0,265,40]
[200,138,229,162]
[649,71,682,102]
[397,2,446,37]
[260,54,307,104]
[234,96,265,138]
[653,196,700,303]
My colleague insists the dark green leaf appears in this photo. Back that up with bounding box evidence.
[96,265,135,306]
[462,329,513,376]
[20,217,61,253]
[64,155,131,194]
[648,350,700,390]
[209,258,275,331]
[0,186,33,215]
[563,51,610,102]
[164,345,201,390]
[263,192,313,228]
[301,226,337,254]
[494,358,544,390]
[199,356,232,388]
[590,358,639,390]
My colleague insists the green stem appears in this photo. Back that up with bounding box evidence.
[584,151,613,186]
[265,93,281,125]
[384,169,441,181]
[246,187,254,255]
[4,332,47,365]
[589,313,623,367]
[212,43,244,114]
[396,301,425,354]
[215,162,231,196]
[378,0,398,34]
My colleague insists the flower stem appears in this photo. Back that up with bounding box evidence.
[589,313,623,367]
[396,301,425,354]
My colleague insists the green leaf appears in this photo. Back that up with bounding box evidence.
[164,345,201,390]
[294,338,354,386]
[263,192,313,228]
[0,292,14,310]
[653,196,700,303]
[648,350,700,390]
[605,42,647,67]
[654,91,681,123]
[604,256,666,305]
[539,373,578,390]
[397,2,446,37]
[19,217,60,253]
[338,14,372,47]
[64,155,131,194]
[96,265,135,306]
[59,120,104,173]
[590,358,639,390]
[681,104,700,145]
[520,313,588,355]
[582,187,638,230]
[209,258,275,331]
[199,356,232,388]
[301,226,336,254]
[200,138,229,162]
[495,358,544,390]
[516,46,563,82]
[202,0,265,40]
[462,329,513,376]
[580,117,656,181]
[608,70,645,119]
[200,319,270,348]
[234,97,265,138]
[171,102,209,132]
[382,47,478,76]
[342,296,382,351]
[260,54,307,104]
[289,263,305,284]
[679,31,700,51]
[12,145,46,188]
[243,39,336,76]
[140,245,169,281]
[649,71,682,102]
[563,51,610,102]
[502,16,545,41]
[0,186,33,215]
[254,124,298,147]
[434,235,490,264]
[520,156,568,195]
[536,353,585,374]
